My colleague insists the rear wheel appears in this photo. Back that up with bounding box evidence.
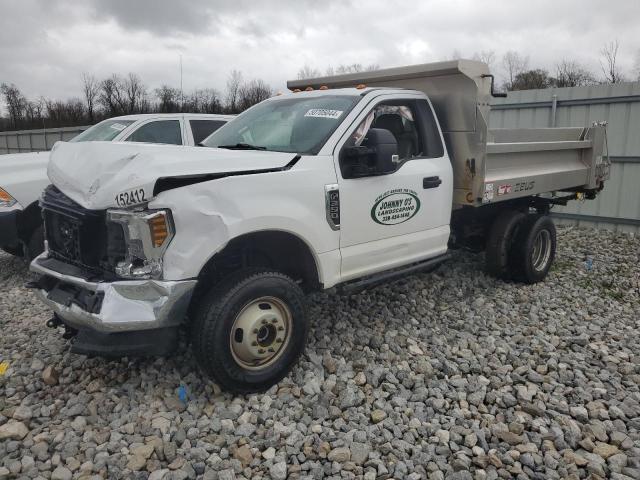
[485,210,526,280]
[191,268,308,393]
[510,215,556,284]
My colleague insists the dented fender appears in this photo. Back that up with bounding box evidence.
[149,155,340,282]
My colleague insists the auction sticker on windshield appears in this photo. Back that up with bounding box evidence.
[371,188,421,225]
[110,123,127,131]
[304,109,343,119]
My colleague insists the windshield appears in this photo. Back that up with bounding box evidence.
[70,119,136,142]
[202,95,359,154]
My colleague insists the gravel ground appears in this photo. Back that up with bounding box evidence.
[1,226,640,480]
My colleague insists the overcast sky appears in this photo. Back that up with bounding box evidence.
[1,0,639,113]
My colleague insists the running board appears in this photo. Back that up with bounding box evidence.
[339,253,450,294]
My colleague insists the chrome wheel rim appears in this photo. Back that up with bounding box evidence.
[229,296,292,370]
[531,229,552,272]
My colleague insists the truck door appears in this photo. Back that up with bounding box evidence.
[334,95,453,281]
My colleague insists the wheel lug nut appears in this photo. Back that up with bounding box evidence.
[261,319,267,324]
[278,326,284,331]
[276,338,283,343]
[271,318,277,323]
[253,328,258,334]
[258,348,265,354]
[268,347,275,352]
[251,341,257,346]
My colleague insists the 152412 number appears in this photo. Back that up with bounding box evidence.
[115,188,146,207]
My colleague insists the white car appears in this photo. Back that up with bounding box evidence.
[0,113,232,258]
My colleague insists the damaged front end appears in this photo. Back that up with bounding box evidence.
[31,185,193,356]
[108,208,174,279]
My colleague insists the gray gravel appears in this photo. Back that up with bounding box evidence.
[1,226,640,480]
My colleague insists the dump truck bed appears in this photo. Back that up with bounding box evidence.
[288,60,610,207]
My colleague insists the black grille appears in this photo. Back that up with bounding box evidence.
[41,185,125,273]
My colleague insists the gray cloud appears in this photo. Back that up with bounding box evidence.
[0,0,639,116]
[86,0,218,35]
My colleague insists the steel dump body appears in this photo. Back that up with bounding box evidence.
[287,60,609,207]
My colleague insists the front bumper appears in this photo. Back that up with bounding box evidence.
[30,255,197,333]
[0,204,22,247]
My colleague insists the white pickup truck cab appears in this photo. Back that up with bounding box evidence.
[30,61,609,392]
[0,113,232,258]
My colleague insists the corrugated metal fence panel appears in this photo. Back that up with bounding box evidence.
[0,126,88,154]
[490,81,640,233]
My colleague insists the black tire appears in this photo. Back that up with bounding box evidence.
[26,225,44,260]
[485,210,526,280]
[191,268,308,393]
[510,215,557,284]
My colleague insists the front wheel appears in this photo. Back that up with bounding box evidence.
[191,268,308,393]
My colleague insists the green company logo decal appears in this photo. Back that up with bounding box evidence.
[371,188,421,225]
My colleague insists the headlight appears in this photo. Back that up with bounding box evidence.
[0,187,18,208]
[107,209,175,279]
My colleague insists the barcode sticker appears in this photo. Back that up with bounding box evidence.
[304,109,343,119]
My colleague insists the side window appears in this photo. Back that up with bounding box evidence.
[350,100,443,160]
[190,120,226,144]
[126,120,182,145]
[354,102,423,161]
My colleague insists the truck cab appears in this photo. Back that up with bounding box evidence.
[30,61,608,392]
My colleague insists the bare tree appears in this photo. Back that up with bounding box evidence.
[82,73,99,122]
[510,69,551,91]
[502,51,529,90]
[600,40,624,84]
[472,50,496,68]
[635,50,640,80]
[155,85,181,113]
[321,63,380,76]
[99,75,127,116]
[185,88,222,113]
[297,65,321,80]
[44,98,86,126]
[1,83,27,128]
[225,70,243,114]
[123,73,146,113]
[238,79,272,111]
[552,60,595,87]
[24,97,45,126]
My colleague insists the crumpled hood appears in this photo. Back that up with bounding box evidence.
[48,141,298,209]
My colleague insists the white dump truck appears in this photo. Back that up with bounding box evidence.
[30,60,609,392]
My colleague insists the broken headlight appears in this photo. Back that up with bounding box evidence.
[107,209,175,279]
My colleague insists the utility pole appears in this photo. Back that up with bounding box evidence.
[180,54,184,110]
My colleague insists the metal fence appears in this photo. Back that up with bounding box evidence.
[0,126,88,155]
[490,81,640,233]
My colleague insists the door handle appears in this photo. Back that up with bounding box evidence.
[423,176,442,189]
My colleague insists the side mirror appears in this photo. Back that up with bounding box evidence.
[342,128,398,178]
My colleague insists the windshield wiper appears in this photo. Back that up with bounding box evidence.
[217,143,267,151]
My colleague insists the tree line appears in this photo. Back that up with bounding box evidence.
[2,42,639,132]
[459,41,635,91]
[297,41,638,92]
[0,70,271,131]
